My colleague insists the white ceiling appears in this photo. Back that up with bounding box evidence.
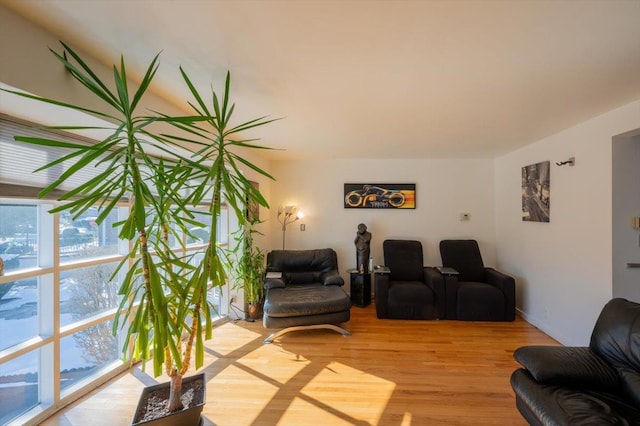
[3,0,640,161]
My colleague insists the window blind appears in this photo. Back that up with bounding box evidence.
[0,115,110,197]
[0,115,224,205]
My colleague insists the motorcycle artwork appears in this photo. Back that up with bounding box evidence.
[343,184,415,209]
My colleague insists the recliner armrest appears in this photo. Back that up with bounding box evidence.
[485,267,516,321]
[374,273,391,319]
[514,346,619,391]
[320,270,344,286]
[485,267,514,289]
[424,267,445,319]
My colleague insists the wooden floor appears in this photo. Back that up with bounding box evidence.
[42,304,558,426]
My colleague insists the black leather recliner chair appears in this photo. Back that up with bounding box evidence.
[262,248,352,343]
[439,239,515,321]
[374,239,444,320]
[511,298,640,425]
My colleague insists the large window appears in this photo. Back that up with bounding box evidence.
[0,203,129,425]
[0,117,231,425]
[0,199,230,425]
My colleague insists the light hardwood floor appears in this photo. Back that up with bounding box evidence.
[42,304,559,425]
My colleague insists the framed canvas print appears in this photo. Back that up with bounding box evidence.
[521,161,550,222]
[344,183,416,209]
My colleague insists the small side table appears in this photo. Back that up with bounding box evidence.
[348,269,371,308]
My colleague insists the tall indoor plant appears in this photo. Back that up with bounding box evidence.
[4,42,274,422]
[232,219,266,320]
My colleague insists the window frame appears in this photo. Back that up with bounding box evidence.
[0,112,234,425]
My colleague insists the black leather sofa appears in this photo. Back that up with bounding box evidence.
[510,298,640,425]
[262,248,352,343]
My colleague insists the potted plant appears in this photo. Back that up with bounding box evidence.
[231,219,266,320]
[3,42,274,425]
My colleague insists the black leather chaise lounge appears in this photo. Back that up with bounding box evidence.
[511,298,640,425]
[262,248,352,343]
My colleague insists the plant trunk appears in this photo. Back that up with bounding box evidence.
[167,372,184,412]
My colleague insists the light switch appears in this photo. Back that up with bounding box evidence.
[300,223,306,231]
[460,213,470,221]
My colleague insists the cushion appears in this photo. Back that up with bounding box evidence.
[321,271,344,286]
[386,280,436,320]
[285,272,317,284]
[264,278,286,289]
[456,282,504,321]
[439,240,485,282]
[514,346,619,391]
[511,368,640,425]
[267,248,338,273]
[383,240,424,282]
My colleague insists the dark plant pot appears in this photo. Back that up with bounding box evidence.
[131,373,206,426]
[248,304,262,319]
[247,301,264,320]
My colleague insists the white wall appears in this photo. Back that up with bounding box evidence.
[268,159,497,292]
[495,100,640,346]
[613,133,640,300]
[0,5,190,126]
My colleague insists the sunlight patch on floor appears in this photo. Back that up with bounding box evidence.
[278,397,354,426]
[207,364,280,425]
[237,344,310,385]
[53,374,145,426]
[301,361,395,425]
[208,322,263,356]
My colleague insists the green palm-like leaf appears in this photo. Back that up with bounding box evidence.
[57,41,119,106]
[50,43,121,112]
[3,41,280,414]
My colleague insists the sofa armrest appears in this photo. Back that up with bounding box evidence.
[264,271,286,289]
[514,346,620,391]
[485,268,516,321]
[424,267,445,319]
[320,270,344,286]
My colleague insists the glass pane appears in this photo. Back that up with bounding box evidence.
[0,277,39,351]
[144,210,178,250]
[60,321,119,392]
[187,210,211,246]
[189,251,223,319]
[181,250,222,319]
[59,207,120,261]
[0,349,40,425]
[218,207,228,246]
[0,204,38,272]
[208,285,223,319]
[185,208,228,246]
[60,263,119,327]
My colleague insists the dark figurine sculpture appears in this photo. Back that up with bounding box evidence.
[354,223,372,273]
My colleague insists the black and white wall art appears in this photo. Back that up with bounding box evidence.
[522,161,550,222]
